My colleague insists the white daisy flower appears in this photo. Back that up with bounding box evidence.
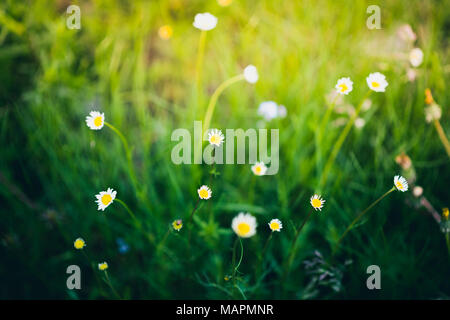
[335,77,353,95]
[98,262,108,271]
[208,129,224,146]
[257,101,287,121]
[268,218,282,232]
[310,194,325,211]
[198,185,212,200]
[232,212,257,238]
[251,162,267,176]
[409,48,423,67]
[95,188,117,211]
[366,72,388,92]
[85,111,105,130]
[243,65,259,84]
[394,175,408,192]
[193,13,218,31]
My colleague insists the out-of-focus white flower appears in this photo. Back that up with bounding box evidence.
[406,69,417,82]
[413,186,423,198]
[326,90,344,106]
[243,65,258,84]
[193,13,218,31]
[354,118,366,129]
[396,24,416,43]
[335,77,353,95]
[366,72,388,92]
[409,48,423,67]
[361,99,372,111]
[257,101,287,121]
[425,103,442,123]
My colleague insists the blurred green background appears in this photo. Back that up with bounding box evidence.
[0,0,449,299]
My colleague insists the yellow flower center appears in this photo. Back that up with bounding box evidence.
[99,264,107,270]
[199,189,209,199]
[371,81,380,88]
[396,182,403,189]
[270,222,279,230]
[74,240,84,249]
[101,194,112,205]
[339,83,348,92]
[173,221,182,230]
[312,198,322,208]
[210,135,219,144]
[237,222,250,236]
[94,116,103,127]
[255,166,262,174]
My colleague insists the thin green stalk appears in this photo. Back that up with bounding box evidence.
[283,211,313,279]
[319,90,371,188]
[202,74,245,134]
[103,270,121,300]
[81,250,103,289]
[156,227,171,252]
[446,233,450,257]
[318,94,339,143]
[114,198,139,226]
[256,232,273,281]
[433,119,450,158]
[105,122,139,193]
[260,232,273,262]
[195,30,207,103]
[334,186,396,253]
[232,237,244,287]
[188,198,201,225]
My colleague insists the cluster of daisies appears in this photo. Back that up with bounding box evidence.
[335,72,389,96]
[77,11,413,274]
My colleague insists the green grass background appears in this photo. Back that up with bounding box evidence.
[0,0,449,299]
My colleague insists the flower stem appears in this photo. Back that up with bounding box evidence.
[104,122,139,193]
[104,270,121,300]
[282,211,313,282]
[319,90,371,188]
[156,227,171,252]
[446,233,450,257]
[261,232,273,262]
[202,74,245,134]
[188,198,201,225]
[318,94,339,143]
[195,30,207,104]
[115,198,139,225]
[232,236,244,293]
[333,186,395,254]
[433,119,450,158]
